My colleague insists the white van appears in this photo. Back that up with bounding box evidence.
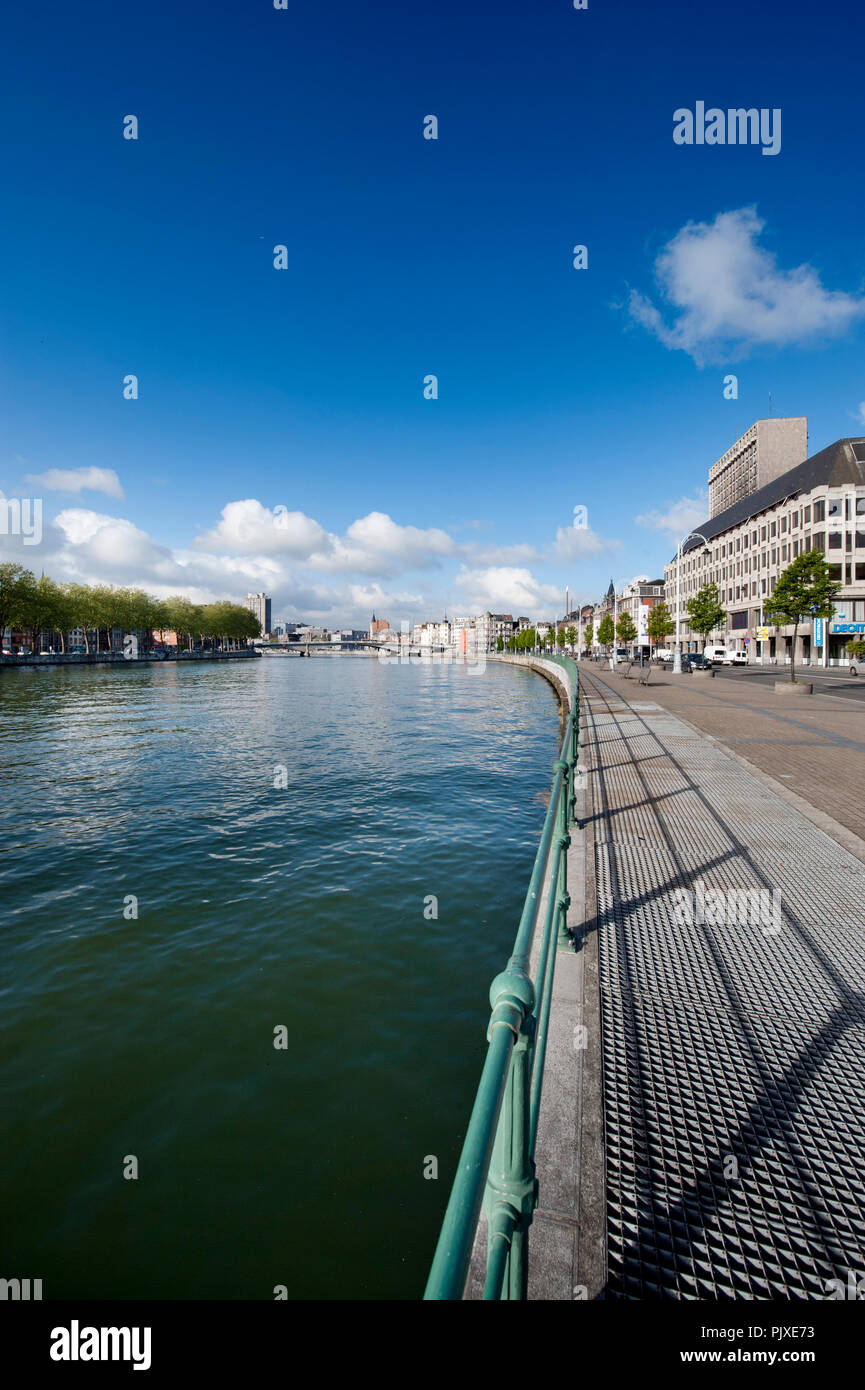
[703,646,729,665]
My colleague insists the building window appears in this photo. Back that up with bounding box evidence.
[813,500,825,523]
[803,505,811,523]
[812,533,825,551]
[771,521,777,537]
[781,516,787,532]
[828,532,842,549]
[828,565,842,582]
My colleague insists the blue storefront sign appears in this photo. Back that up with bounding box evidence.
[830,622,865,634]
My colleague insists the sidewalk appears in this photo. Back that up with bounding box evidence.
[579,666,865,1298]
[583,663,865,852]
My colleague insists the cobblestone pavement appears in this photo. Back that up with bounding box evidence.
[578,667,865,1299]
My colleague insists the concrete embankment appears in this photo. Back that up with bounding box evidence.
[468,654,603,1300]
[0,650,260,670]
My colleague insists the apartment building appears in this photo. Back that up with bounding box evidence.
[476,612,514,651]
[665,435,865,664]
[618,577,666,654]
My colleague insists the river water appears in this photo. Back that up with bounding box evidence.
[0,654,561,1299]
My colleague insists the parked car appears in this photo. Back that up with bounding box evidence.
[851,659,865,677]
[685,652,710,669]
[729,651,749,665]
[654,648,674,662]
[703,646,729,665]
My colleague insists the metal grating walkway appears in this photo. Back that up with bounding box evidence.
[580,670,865,1299]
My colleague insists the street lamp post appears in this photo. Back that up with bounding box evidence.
[673,531,710,675]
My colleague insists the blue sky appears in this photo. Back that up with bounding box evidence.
[2,0,864,624]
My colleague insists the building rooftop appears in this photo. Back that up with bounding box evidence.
[679,437,865,556]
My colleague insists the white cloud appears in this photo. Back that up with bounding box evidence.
[195,500,331,558]
[454,566,563,616]
[627,208,865,364]
[635,489,709,542]
[854,402,865,428]
[196,502,456,575]
[553,524,621,562]
[25,467,124,499]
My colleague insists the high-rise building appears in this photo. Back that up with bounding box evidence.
[666,434,865,663]
[244,592,272,636]
[708,418,808,518]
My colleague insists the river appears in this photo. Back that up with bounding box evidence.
[0,654,561,1298]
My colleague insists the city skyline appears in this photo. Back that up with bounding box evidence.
[2,0,865,625]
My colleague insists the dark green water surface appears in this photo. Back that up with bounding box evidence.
[0,655,561,1298]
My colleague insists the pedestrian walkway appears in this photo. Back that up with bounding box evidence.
[579,666,865,1299]
[595,663,865,847]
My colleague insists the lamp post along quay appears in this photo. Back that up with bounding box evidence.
[673,531,710,675]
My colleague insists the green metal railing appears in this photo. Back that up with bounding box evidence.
[424,654,580,1300]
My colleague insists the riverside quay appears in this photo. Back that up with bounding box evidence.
[664,424,865,664]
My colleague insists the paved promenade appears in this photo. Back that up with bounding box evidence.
[585,663,865,850]
[577,665,865,1299]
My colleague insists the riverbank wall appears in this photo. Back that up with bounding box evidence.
[0,650,261,670]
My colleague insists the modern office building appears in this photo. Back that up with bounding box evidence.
[665,435,865,664]
[708,418,808,518]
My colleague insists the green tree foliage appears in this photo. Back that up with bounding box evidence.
[0,562,33,639]
[583,622,593,649]
[764,549,841,685]
[0,569,261,657]
[597,615,614,651]
[616,612,637,646]
[685,583,727,647]
[646,602,674,649]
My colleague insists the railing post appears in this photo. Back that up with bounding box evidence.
[482,966,537,1299]
[553,757,571,948]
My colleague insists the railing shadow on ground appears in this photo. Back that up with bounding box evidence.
[579,667,865,1298]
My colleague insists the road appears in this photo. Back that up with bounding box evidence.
[710,663,865,703]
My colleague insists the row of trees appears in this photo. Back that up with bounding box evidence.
[0,563,261,654]
[590,550,841,684]
[532,552,843,686]
[495,625,579,653]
